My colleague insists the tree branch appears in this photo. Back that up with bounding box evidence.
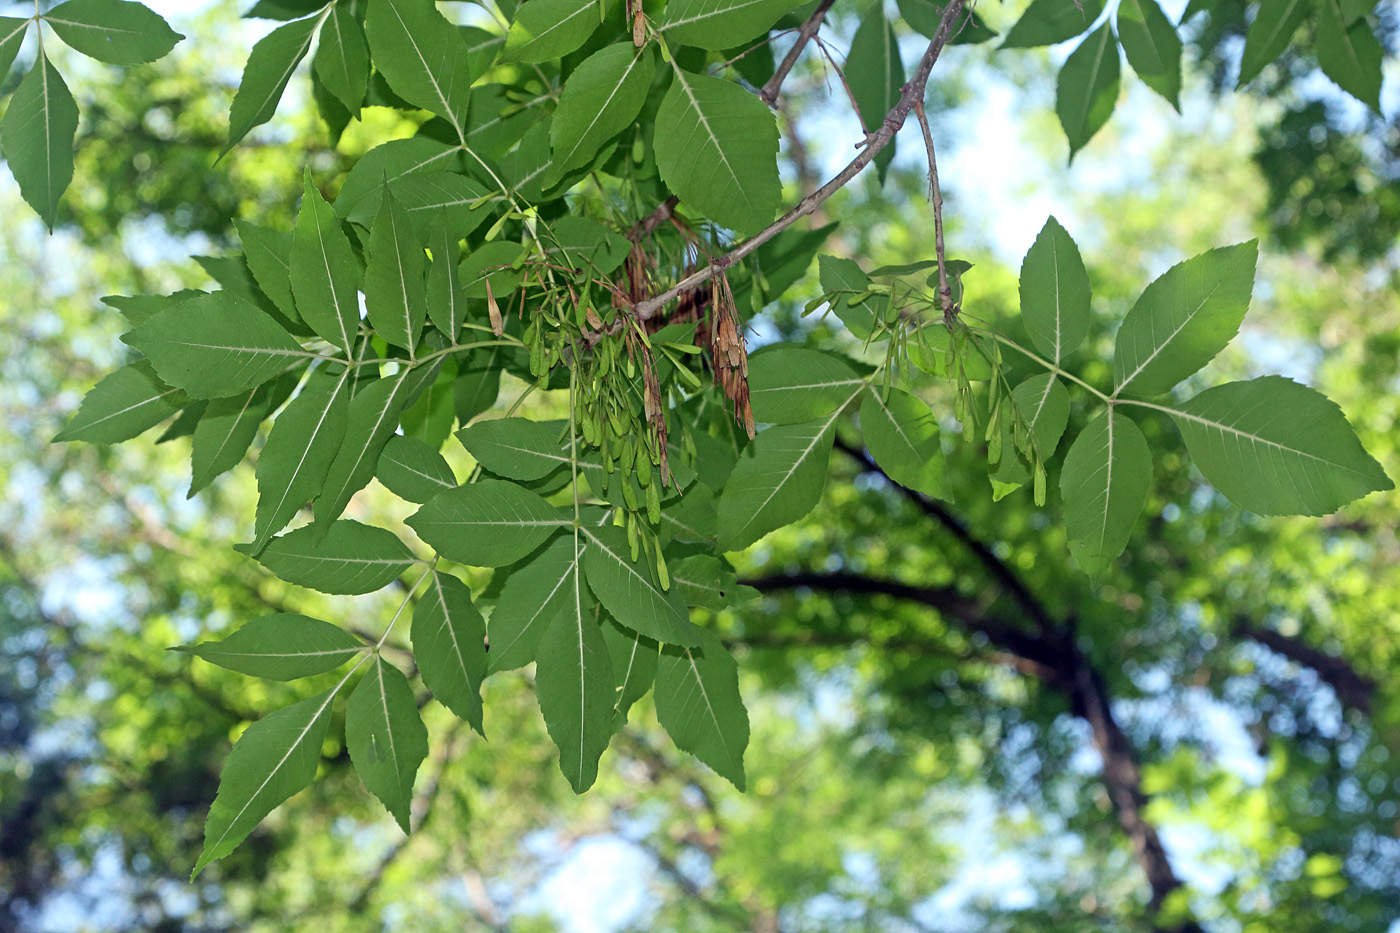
[625,0,969,326]
[1234,618,1376,716]
[759,0,837,106]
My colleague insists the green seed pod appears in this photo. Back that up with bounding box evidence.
[635,445,651,487]
[627,514,640,560]
[654,536,669,590]
[1033,462,1047,507]
[621,473,639,510]
[645,479,660,524]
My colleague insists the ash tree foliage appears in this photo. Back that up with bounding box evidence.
[10,0,1392,883]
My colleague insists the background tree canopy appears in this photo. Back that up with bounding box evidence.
[2,0,1399,930]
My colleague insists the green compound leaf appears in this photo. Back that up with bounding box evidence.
[412,571,488,734]
[44,0,182,64]
[503,0,603,63]
[252,366,351,550]
[654,69,781,238]
[581,524,699,647]
[550,43,655,180]
[1001,0,1104,48]
[1056,23,1121,161]
[1113,240,1257,398]
[377,434,457,503]
[748,348,863,424]
[1116,0,1182,109]
[487,534,585,673]
[1236,0,1307,88]
[1019,216,1091,364]
[847,3,903,180]
[717,402,852,552]
[122,291,304,399]
[366,0,473,135]
[1010,373,1071,461]
[347,656,429,832]
[535,539,613,792]
[660,0,805,50]
[363,185,428,353]
[1061,409,1152,578]
[189,371,300,497]
[223,14,318,158]
[860,387,945,499]
[193,688,335,877]
[456,417,569,481]
[180,614,364,681]
[313,1,369,114]
[314,361,443,530]
[1165,376,1393,516]
[240,520,419,595]
[1,49,79,229]
[54,361,184,444]
[1314,0,1383,113]
[407,478,570,567]
[290,174,362,355]
[602,617,658,728]
[655,626,749,790]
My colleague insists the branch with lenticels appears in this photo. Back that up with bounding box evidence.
[759,0,838,106]
[606,0,969,339]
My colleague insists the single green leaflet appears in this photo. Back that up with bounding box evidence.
[1237,0,1308,87]
[655,626,749,790]
[193,688,336,876]
[0,48,79,230]
[602,617,658,728]
[660,0,806,49]
[1061,409,1152,578]
[503,0,602,63]
[487,535,585,673]
[549,44,656,181]
[313,2,369,114]
[1116,0,1182,109]
[847,3,903,180]
[365,0,474,136]
[411,571,488,733]
[0,18,28,78]
[54,361,184,444]
[314,361,443,531]
[253,365,351,550]
[363,185,428,353]
[427,213,466,339]
[535,535,613,792]
[669,554,737,612]
[189,371,300,497]
[581,524,699,647]
[234,221,300,323]
[407,478,571,567]
[43,0,183,64]
[240,520,419,595]
[376,434,457,503]
[818,255,879,338]
[1001,0,1104,48]
[1010,373,1071,461]
[290,174,362,355]
[859,387,945,499]
[1314,0,1383,112]
[654,68,781,238]
[335,137,466,227]
[457,417,569,481]
[717,392,856,552]
[347,656,429,833]
[1019,216,1091,363]
[1112,241,1257,398]
[1160,376,1393,516]
[1056,23,1121,160]
[179,614,364,681]
[122,291,305,399]
[748,348,864,424]
[223,13,319,157]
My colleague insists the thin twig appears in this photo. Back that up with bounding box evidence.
[760,0,836,105]
[623,0,970,330]
[913,100,953,318]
